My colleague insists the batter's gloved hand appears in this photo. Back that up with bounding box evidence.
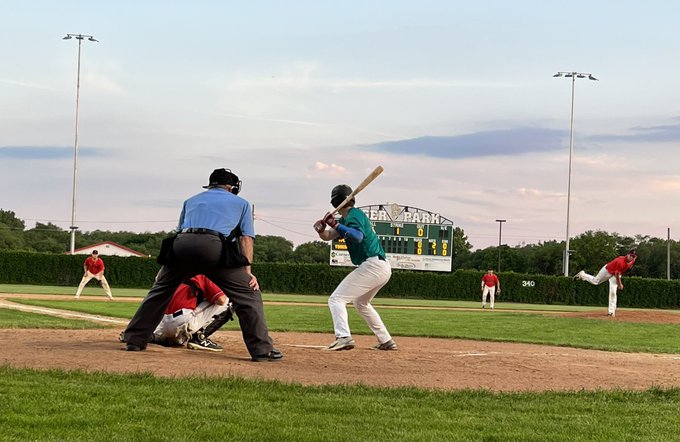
[313,219,326,233]
[323,212,338,229]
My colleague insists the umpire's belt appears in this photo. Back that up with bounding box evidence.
[179,228,223,237]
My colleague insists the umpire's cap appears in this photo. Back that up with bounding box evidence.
[203,168,241,194]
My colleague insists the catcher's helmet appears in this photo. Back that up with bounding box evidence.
[203,168,242,195]
[330,184,353,208]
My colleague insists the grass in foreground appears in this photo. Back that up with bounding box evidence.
[0,366,679,442]
[8,298,680,354]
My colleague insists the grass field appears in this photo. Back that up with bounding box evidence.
[1,284,680,441]
[7,296,680,354]
[0,366,679,442]
[0,283,607,310]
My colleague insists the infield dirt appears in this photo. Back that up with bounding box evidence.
[1,294,679,392]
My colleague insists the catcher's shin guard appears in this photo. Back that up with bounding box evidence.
[203,303,235,338]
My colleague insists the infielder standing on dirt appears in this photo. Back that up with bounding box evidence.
[313,184,397,351]
[573,249,637,317]
[149,274,234,351]
[481,268,500,310]
[121,168,281,362]
[74,250,113,300]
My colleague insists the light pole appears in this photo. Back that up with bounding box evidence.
[63,34,98,254]
[553,71,598,276]
[668,227,671,281]
[495,219,506,272]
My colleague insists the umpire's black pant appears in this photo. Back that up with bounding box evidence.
[123,233,274,357]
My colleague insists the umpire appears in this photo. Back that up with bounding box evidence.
[122,168,282,362]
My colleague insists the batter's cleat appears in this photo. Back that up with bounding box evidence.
[324,336,356,351]
[608,312,616,318]
[74,295,80,299]
[251,348,284,362]
[373,339,398,351]
[187,333,223,352]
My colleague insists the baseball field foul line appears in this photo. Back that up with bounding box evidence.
[0,301,127,324]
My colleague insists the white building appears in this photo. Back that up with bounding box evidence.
[71,241,148,258]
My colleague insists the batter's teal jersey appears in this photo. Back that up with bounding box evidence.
[340,207,385,266]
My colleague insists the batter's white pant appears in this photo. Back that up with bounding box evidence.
[328,256,393,344]
[578,266,618,316]
[482,285,496,309]
[75,271,112,298]
[153,300,230,345]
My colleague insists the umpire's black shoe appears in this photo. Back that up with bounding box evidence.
[126,343,146,351]
[251,348,283,362]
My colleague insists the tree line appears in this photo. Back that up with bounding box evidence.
[1,209,678,278]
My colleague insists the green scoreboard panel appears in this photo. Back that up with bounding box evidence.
[330,204,454,272]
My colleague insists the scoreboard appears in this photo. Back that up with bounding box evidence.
[330,203,454,272]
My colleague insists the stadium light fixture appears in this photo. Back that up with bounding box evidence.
[495,219,506,273]
[63,33,98,254]
[554,71,598,276]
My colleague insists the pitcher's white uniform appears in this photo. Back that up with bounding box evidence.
[574,251,637,317]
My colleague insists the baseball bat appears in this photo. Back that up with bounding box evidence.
[331,166,384,214]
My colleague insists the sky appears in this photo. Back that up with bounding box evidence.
[2,1,680,250]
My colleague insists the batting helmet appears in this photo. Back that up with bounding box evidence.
[331,184,353,208]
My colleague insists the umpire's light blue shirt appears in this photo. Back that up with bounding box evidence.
[178,188,255,237]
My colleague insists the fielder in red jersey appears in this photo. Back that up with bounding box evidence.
[74,250,113,299]
[574,250,637,317]
[481,269,501,309]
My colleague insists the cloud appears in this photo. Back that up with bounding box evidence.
[213,111,327,127]
[226,62,513,92]
[0,78,56,91]
[588,122,680,143]
[0,146,105,160]
[365,127,566,158]
[312,161,348,175]
[328,78,512,91]
[649,176,680,192]
[83,72,124,95]
[516,187,564,200]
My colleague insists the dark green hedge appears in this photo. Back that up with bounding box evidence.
[0,251,678,308]
[0,251,161,288]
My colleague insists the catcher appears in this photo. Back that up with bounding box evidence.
[122,274,234,351]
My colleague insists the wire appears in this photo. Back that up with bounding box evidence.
[254,215,315,227]
[20,218,177,224]
[255,218,318,240]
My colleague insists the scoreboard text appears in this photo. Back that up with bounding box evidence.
[330,204,454,272]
